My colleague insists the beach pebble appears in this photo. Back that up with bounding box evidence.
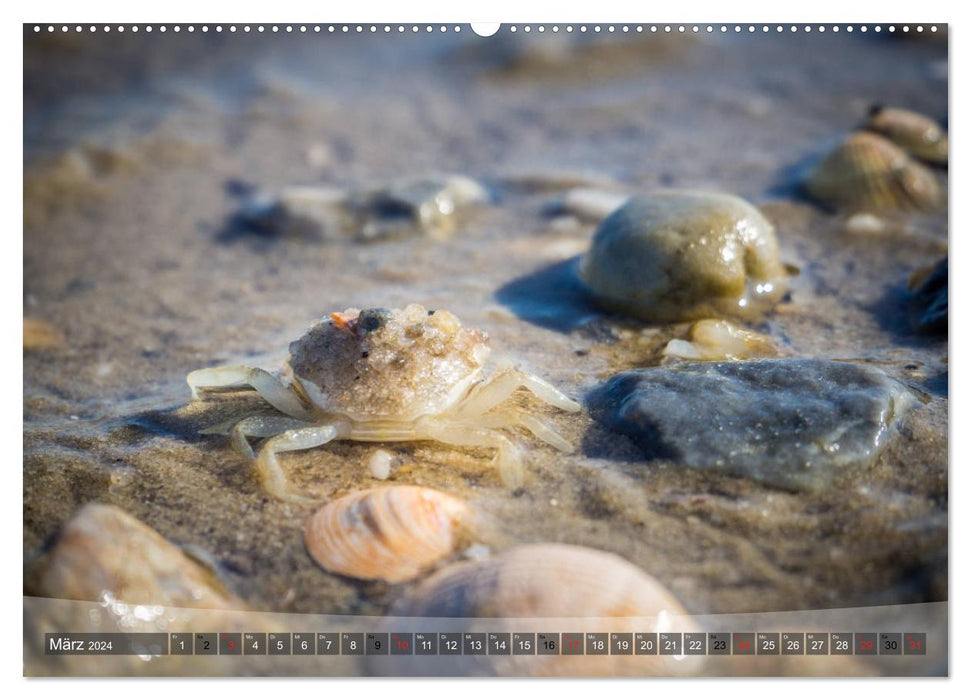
[908,257,947,336]
[235,185,348,239]
[579,191,788,322]
[234,176,489,242]
[28,503,241,609]
[588,359,912,491]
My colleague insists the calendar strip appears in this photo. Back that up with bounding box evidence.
[44,632,927,656]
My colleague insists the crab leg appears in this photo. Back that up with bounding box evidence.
[479,408,573,452]
[186,365,313,420]
[420,423,525,489]
[254,424,346,503]
[457,368,581,416]
[228,416,312,457]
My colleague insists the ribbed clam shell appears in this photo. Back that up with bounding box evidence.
[805,132,942,212]
[377,543,700,676]
[305,486,470,583]
[391,543,689,619]
[866,106,948,165]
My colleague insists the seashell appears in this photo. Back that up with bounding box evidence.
[578,190,788,323]
[865,105,948,165]
[804,132,943,213]
[27,503,241,609]
[305,486,471,583]
[662,319,780,362]
[379,543,700,676]
[391,542,690,618]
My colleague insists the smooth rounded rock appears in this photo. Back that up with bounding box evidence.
[579,191,787,322]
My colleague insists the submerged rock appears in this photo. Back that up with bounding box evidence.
[234,176,489,242]
[908,257,947,336]
[578,191,788,322]
[588,359,911,491]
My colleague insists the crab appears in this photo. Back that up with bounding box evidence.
[187,304,581,502]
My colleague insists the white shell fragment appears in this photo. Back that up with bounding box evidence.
[367,449,395,480]
[843,212,887,235]
[662,319,780,362]
[304,486,471,583]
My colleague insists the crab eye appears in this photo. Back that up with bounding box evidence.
[358,308,393,333]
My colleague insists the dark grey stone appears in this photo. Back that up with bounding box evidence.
[588,358,911,491]
[911,257,947,336]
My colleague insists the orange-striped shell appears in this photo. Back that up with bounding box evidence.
[865,106,948,165]
[805,132,943,213]
[304,486,471,583]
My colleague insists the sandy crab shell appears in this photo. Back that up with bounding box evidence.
[804,132,943,212]
[304,486,471,583]
[287,304,491,422]
[865,105,948,165]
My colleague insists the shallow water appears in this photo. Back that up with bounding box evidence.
[24,27,947,638]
